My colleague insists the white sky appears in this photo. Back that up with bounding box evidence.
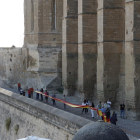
[0,0,24,47]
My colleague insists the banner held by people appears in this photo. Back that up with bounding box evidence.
[35,91,110,123]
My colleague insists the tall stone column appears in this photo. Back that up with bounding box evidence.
[62,0,78,95]
[78,0,97,100]
[125,0,140,120]
[97,0,125,103]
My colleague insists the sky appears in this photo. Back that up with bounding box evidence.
[0,0,24,47]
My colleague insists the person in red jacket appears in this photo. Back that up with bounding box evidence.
[44,90,49,103]
[28,88,31,98]
[30,87,34,98]
[18,83,21,91]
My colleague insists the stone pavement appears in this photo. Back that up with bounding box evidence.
[2,87,140,140]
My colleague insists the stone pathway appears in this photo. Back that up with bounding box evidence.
[2,87,140,140]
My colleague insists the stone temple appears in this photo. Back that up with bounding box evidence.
[0,0,140,120]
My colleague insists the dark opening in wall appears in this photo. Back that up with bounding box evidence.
[10,69,12,71]
[10,58,12,62]
[69,72,71,74]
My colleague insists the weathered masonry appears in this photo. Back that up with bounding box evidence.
[0,88,92,140]
[0,0,140,120]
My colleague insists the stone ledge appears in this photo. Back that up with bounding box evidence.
[0,88,92,133]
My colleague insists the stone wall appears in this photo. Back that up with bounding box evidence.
[0,0,63,91]
[24,0,63,90]
[0,46,62,91]
[0,48,27,89]
[0,88,92,140]
[61,0,140,120]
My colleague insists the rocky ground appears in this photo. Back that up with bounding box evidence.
[2,87,140,140]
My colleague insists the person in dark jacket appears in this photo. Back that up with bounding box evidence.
[40,88,43,101]
[44,90,49,103]
[110,113,117,125]
[22,90,25,96]
[113,111,118,125]
[52,93,56,105]
[28,88,31,98]
[81,99,87,114]
[36,88,39,100]
[105,108,110,120]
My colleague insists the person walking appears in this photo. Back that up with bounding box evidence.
[20,88,23,95]
[120,101,125,119]
[28,88,31,98]
[52,93,56,105]
[81,99,87,114]
[105,108,110,120]
[100,105,106,120]
[22,90,25,96]
[40,88,44,101]
[113,111,118,125]
[107,102,111,110]
[36,88,39,100]
[104,101,108,110]
[44,90,49,103]
[97,101,102,117]
[30,87,34,98]
[85,99,90,114]
[18,82,21,92]
[91,103,95,118]
[63,95,66,109]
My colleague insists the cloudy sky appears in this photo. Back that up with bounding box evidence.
[0,0,24,47]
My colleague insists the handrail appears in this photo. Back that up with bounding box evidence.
[121,128,140,137]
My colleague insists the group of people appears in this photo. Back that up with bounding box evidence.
[81,99,126,125]
[18,83,61,106]
[19,87,34,98]
[18,83,26,96]
[36,88,57,106]
[81,99,90,114]
[18,83,126,125]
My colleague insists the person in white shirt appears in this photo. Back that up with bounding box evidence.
[20,88,23,95]
[91,103,95,118]
[104,101,108,110]
[36,88,39,100]
[107,100,111,110]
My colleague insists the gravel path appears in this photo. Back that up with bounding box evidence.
[2,87,140,140]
